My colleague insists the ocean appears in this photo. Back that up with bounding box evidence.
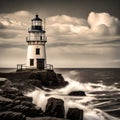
[0,68,120,120]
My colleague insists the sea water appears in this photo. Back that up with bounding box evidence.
[1,68,120,120]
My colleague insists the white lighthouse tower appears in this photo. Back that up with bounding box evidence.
[26,15,47,70]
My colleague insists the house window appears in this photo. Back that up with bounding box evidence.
[30,59,34,66]
[36,48,40,55]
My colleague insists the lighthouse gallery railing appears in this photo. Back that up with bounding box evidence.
[17,64,53,71]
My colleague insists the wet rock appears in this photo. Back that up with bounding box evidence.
[1,90,23,99]
[56,74,68,87]
[15,96,32,102]
[0,70,85,120]
[0,111,26,120]
[0,83,44,117]
[0,70,68,89]
[1,87,23,99]
[0,96,12,111]
[0,78,7,86]
[68,91,86,96]
[0,78,12,89]
[4,87,21,94]
[45,97,65,118]
[27,79,42,89]
[67,108,83,120]
[23,70,68,89]
[27,117,68,120]
[20,101,35,108]
[0,95,43,117]
[9,104,43,117]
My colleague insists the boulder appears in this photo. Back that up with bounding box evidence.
[0,70,68,89]
[0,96,43,117]
[9,104,43,117]
[45,97,65,118]
[10,100,35,108]
[0,96,13,111]
[1,87,23,99]
[20,101,35,108]
[15,96,32,102]
[0,78,7,86]
[29,70,68,89]
[0,111,26,120]
[27,79,42,89]
[56,74,68,87]
[67,108,83,120]
[68,91,86,96]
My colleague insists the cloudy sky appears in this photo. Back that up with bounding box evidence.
[0,0,120,68]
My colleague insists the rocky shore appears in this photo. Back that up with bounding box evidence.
[0,70,84,120]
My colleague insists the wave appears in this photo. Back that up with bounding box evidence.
[26,76,120,120]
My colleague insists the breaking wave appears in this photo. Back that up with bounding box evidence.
[26,75,120,120]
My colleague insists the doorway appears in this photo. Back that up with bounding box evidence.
[37,59,44,70]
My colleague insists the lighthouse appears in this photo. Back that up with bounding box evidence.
[26,15,47,70]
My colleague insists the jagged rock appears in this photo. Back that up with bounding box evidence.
[8,100,34,109]
[0,78,7,86]
[0,95,43,117]
[0,78,12,90]
[2,93,17,99]
[45,97,65,118]
[29,70,68,88]
[68,91,86,96]
[20,101,35,108]
[9,104,43,117]
[1,87,23,99]
[0,111,26,120]
[15,96,32,102]
[2,86,22,95]
[27,117,68,120]
[0,84,44,117]
[0,96,13,111]
[27,79,42,89]
[67,108,83,120]
[56,74,68,87]
[0,70,68,89]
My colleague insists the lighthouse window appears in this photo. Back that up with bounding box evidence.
[30,59,34,66]
[32,21,41,26]
[36,48,40,55]
[40,36,42,40]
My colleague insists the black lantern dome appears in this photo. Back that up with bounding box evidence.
[31,14,42,30]
[32,14,42,21]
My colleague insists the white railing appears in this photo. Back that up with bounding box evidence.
[26,36,47,42]
[17,64,27,70]
[17,63,53,71]
[45,64,53,70]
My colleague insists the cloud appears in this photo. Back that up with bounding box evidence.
[88,12,120,36]
[45,12,120,53]
[46,12,120,40]
[0,10,120,67]
[45,12,120,67]
[0,10,34,39]
[47,15,88,26]
[0,16,26,30]
[0,10,33,46]
[46,15,90,38]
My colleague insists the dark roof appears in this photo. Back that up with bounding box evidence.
[32,14,42,21]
